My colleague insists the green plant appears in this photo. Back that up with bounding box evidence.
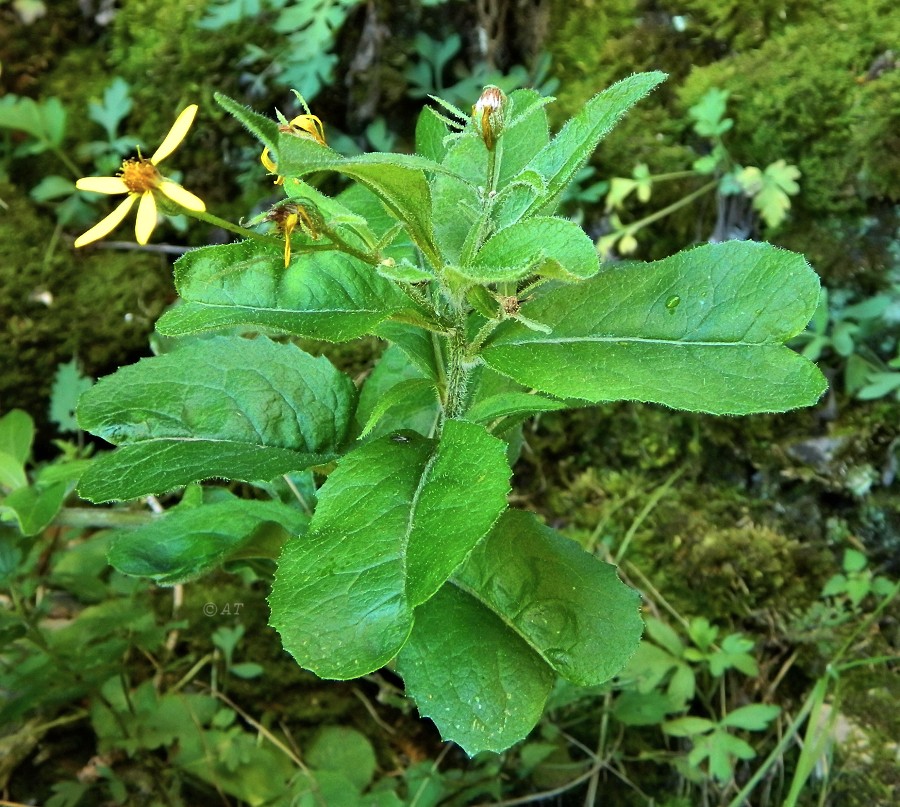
[0,409,87,537]
[822,547,895,609]
[613,616,778,786]
[64,73,827,756]
[793,275,900,401]
[599,87,801,257]
[198,0,364,101]
[0,78,148,230]
[404,32,558,111]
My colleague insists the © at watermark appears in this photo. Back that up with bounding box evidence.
[203,601,245,617]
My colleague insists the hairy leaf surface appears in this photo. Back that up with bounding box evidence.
[269,420,510,679]
[78,337,356,501]
[483,241,826,414]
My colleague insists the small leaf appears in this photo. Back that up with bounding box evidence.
[88,77,133,140]
[229,662,264,679]
[613,690,676,726]
[843,548,867,573]
[2,482,67,536]
[464,391,566,424]
[49,359,93,433]
[0,452,27,491]
[662,716,715,737]
[0,409,34,466]
[721,704,781,731]
[307,727,377,791]
[108,498,308,584]
[359,378,438,438]
[461,217,600,283]
[355,344,441,439]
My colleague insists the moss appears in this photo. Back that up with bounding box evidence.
[0,180,170,443]
[679,0,900,219]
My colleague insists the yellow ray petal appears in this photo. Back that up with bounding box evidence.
[159,181,206,212]
[74,195,137,247]
[260,147,278,173]
[151,104,198,165]
[135,192,158,245]
[76,176,129,194]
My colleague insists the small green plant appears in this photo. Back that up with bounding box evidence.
[822,547,895,608]
[793,278,900,401]
[0,78,142,228]
[613,616,779,787]
[198,0,364,101]
[0,409,86,537]
[64,73,826,755]
[599,87,801,257]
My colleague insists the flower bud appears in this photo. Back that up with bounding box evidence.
[472,86,506,151]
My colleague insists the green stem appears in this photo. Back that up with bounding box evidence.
[646,169,699,183]
[619,180,718,237]
[52,146,83,179]
[186,208,277,244]
[467,316,502,358]
[318,222,382,266]
[54,507,159,528]
[444,325,472,420]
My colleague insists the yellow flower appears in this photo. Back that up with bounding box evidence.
[74,105,206,247]
[260,113,326,185]
[266,201,322,267]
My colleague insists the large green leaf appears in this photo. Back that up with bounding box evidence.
[268,419,511,680]
[108,498,308,585]
[155,240,408,342]
[397,510,643,754]
[455,510,643,685]
[397,584,555,755]
[483,241,827,414]
[460,216,599,283]
[523,71,666,215]
[77,336,356,501]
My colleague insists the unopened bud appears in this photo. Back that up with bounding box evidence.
[472,86,506,151]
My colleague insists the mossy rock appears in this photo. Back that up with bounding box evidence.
[0,180,171,444]
[679,0,900,220]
